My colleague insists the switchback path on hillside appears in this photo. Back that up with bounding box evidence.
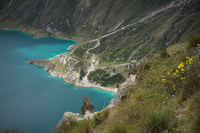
[77,0,191,90]
[89,0,190,43]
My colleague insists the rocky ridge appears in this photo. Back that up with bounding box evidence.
[109,74,137,106]
[56,74,137,129]
[56,111,95,129]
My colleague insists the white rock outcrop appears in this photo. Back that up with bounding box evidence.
[109,74,137,106]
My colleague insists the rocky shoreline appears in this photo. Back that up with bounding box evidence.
[56,74,137,129]
[29,58,118,93]
[28,38,137,130]
[29,58,137,105]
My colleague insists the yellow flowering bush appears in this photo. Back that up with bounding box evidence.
[186,56,195,64]
[162,56,195,95]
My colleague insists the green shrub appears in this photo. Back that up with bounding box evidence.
[58,119,93,133]
[186,34,200,50]
[139,107,173,133]
[73,119,93,133]
[57,118,79,133]
[175,58,200,103]
[93,113,101,126]
[83,119,92,133]
[93,109,109,127]
[100,73,126,86]
[79,69,86,80]
[107,122,128,133]
[162,55,199,100]
[88,69,108,83]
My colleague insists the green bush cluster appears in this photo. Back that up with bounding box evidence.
[93,109,109,127]
[88,69,109,84]
[75,119,93,133]
[162,56,200,103]
[57,119,93,133]
[79,69,86,80]
[88,69,125,86]
[58,118,79,133]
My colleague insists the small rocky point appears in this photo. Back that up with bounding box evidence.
[29,59,54,71]
[56,110,95,129]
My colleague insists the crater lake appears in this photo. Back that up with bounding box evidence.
[0,30,114,133]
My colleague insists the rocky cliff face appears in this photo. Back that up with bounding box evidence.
[56,112,83,129]
[109,74,137,106]
[56,74,137,130]
[29,57,80,86]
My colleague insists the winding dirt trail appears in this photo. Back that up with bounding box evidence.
[78,0,190,91]
[89,0,189,43]
[86,39,100,54]
[79,40,118,92]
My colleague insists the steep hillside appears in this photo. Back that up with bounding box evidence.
[9,0,200,87]
[0,0,200,59]
[0,0,177,38]
[1,0,200,88]
[56,36,200,133]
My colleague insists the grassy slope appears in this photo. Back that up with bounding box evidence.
[57,39,200,133]
[95,42,200,133]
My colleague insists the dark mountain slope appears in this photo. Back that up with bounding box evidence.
[0,0,200,85]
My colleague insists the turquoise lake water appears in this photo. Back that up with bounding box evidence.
[0,30,114,133]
